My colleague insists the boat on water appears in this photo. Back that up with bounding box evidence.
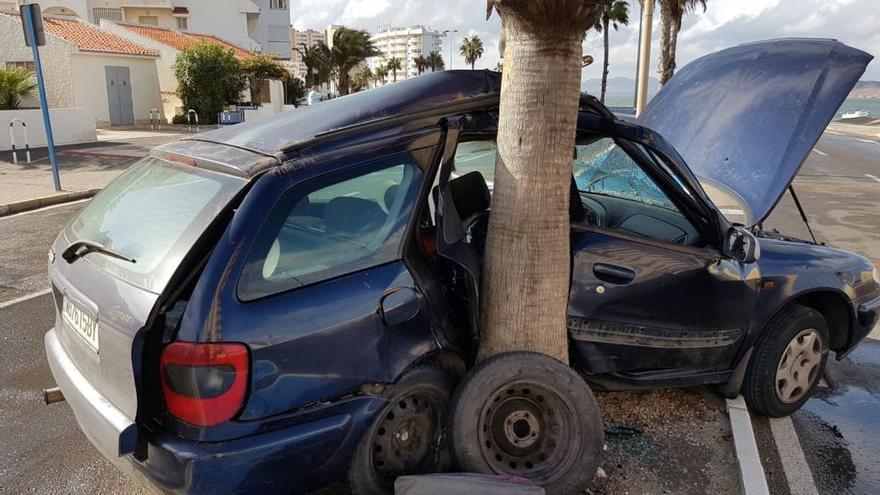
[841,110,870,119]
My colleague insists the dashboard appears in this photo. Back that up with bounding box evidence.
[577,192,702,246]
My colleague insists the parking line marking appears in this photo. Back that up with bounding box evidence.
[770,416,819,495]
[866,174,880,183]
[811,148,828,157]
[0,198,91,221]
[857,138,879,145]
[824,130,842,136]
[726,397,770,495]
[0,288,52,310]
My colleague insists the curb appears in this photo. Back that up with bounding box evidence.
[0,188,99,217]
[726,396,770,495]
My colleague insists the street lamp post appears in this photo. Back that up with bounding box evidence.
[635,0,655,118]
[442,29,458,69]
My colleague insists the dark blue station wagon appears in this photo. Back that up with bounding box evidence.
[45,40,879,494]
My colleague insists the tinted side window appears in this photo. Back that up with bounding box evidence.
[239,149,428,300]
[454,140,496,186]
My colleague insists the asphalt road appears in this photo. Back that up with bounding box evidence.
[0,130,878,494]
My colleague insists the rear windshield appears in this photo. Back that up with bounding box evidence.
[66,157,246,293]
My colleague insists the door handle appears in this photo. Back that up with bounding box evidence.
[379,287,421,326]
[593,263,635,285]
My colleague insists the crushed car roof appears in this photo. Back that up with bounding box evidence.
[187,70,502,157]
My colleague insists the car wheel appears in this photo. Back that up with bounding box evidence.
[348,365,454,495]
[743,304,829,417]
[448,352,604,495]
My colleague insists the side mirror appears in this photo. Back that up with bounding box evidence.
[725,227,760,264]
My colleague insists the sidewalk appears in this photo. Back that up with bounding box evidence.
[0,130,183,216]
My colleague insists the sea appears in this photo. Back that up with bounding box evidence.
[601,96,880,121]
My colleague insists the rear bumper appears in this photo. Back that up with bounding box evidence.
[131,397,385,495]
[44,328,138,461]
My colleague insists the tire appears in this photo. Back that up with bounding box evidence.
[348,365,454,495]
[743,304,830,417]
[448,352,604,495]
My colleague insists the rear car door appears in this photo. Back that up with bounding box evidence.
[182,137,443,420]
[566,133,759,382]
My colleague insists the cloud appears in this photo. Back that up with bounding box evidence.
[289,0,879,80]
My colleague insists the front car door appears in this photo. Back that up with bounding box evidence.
[567,117,760,387]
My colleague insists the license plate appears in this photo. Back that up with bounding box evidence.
[62,297,99,353]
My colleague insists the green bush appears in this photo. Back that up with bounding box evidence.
[174,42,245,124]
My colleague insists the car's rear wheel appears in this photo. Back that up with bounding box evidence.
[743,304,829,417]
[448,352,604,495]
[348,365,453,495]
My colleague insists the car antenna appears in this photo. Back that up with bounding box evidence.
[788,185,820,245]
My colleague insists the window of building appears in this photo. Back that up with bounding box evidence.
[5,61,36,75]
[175,16,188,30]
[138,15,159,26]
[92,7,123,23]
[269,0,287,9]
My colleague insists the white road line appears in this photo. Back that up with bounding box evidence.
[0,288,52,310]
[0,198,91,221]
[857,138,879,145]
[866,174,880,183]
[811,148,828,157]
[824,130,842,136]
[769,416,819,495]
[726,397,770,495]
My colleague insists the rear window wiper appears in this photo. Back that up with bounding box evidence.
[62,240,136,264]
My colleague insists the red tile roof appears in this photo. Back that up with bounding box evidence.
[118,23,253,58]
[3,12,157,57]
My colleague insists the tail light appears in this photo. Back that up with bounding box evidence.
[160,341,249,427]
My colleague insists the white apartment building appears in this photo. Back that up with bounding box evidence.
[290,27,322,80]
[0,0,291,58]
[369,25,444,83]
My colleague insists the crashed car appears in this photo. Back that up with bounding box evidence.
[44,39,879,494]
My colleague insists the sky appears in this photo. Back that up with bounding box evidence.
[290,0,880,83]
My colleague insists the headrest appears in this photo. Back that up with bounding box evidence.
[448,171,490,220]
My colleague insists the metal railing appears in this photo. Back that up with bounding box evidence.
[149,108,162,131]
[186,109,199,133]
[8,119,31,164]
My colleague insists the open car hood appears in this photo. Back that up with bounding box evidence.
[639,39,872,226]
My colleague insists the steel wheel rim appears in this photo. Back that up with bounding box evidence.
[370,391,443,482]
[776,328,824,404]
[477,381,580,484]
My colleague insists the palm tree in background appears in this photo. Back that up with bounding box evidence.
[329,28,380,95]
[414,55,430,75]
[375,65,389,85]
[0,68,37,110]
[294,42,331,87]
[593,0,630,103]
[427,51,445,71]
[459,35,484,70]
[658,0,707,85]
[351,66,373,91]
[386,57,403,82]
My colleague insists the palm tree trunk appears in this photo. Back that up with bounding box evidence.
[657,0,675,85]
[471,61,475,70]
[601,16,610,104]
[480,10,588,365]
[666,14,681,83]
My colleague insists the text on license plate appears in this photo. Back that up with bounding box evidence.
[62,297,99,352]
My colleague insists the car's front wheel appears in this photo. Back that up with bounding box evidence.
[743,304,829,417]
[348,365,453,495]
